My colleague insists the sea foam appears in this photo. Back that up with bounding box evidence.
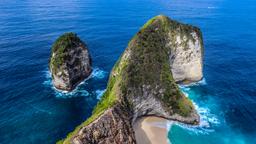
[180,78,207,88]
[207,6,217,9]
[173,79,219,135]
[95,89,106,99]
[43,67,107,98]
[91,67,107,79]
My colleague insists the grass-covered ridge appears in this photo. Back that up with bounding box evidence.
[58,15,198,143]
[50,32,83,74]
[58,53,129,144]
[123,15,194,116]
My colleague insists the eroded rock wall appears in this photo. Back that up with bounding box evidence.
[71,105,135,144]
[50,33,92,91]
[168,27,203,83]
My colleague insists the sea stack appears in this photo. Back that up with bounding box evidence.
[58,15,204,144]
[49,33,92,91]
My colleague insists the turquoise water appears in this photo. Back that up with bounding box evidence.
[169,81,255,144]
[0,0,256,143]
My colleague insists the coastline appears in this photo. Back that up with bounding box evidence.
[133,116,172,144]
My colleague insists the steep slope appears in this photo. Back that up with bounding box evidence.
[49,33,92,91]
[58,15,203,144]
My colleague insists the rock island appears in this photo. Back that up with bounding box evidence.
[49,33,92,91]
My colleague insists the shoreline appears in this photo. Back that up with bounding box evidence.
[133,116,172,144]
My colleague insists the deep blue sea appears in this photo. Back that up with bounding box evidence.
[0,0,256,144]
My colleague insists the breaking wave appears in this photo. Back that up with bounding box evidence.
[91,67,107,79]
[207,6,217,9]
[176,101,219,135]
[174,79,219,135]
[42,67,107,98]
[180,78,207,88]
[95,89,106,99]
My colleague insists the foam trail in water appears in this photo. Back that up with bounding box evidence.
[207,6,217,9]
[173,79,219,135]
[91,67,107,79]
[42,67,107,98]
[173,100,219,134]
[95,89,106,99]
[180,78,207,88]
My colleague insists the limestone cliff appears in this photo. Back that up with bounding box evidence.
[58,15,204,144]
[167,19,203,83]
[49,33,92,91]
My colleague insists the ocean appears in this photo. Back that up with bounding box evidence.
[0,0,256,143]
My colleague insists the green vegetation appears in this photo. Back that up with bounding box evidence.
[58,76,118,144]
[141,16,157,32]
[50,32,83,74]
[58,52,129,144]
[122,15,194,116]
[58,15,197,144]
[56,140,64,144]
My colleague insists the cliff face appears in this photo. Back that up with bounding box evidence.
[49,33,92,91]
[59,15,204,144]
[167,20,203,83]
[72,104,136,144]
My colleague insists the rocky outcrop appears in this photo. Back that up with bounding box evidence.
[167,21,203,83]
[58,15,204,144]
[49,33,92,91]
[72,104,136,144]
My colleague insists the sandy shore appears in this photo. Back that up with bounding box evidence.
[133,116,172,144]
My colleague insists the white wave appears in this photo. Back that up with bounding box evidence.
[198,78,207,85]
[91,67,107,79]
[173,85,219,135]
[95,89,106,99]
[42,67,107,98]
[173,106,217,134]
[207,6,217,9]
[176,102,219,134]
[167,121,173,130]
[180,78,207,87]
[53,86,90,98]
[195,102,220,126]
[179,84,191,91]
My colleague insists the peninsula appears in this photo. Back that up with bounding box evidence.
[58,15,204,144]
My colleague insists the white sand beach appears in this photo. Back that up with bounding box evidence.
[133,116,172,144]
